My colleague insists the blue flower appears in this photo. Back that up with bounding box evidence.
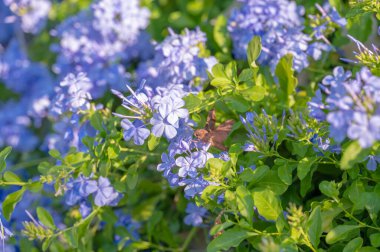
[175,151,207,178]
[4,0,51,34]
[94,177,122,207]
[50,73,92,117]
[159,97,189,125]
[366,155,380,171]
[150,113,178,139]
[65,175,98,206]
[79,200,92,218]
[52,0,152,98]
[347,113,380,148]
[137,28,216,90]
[184,203,207,227]
[121,119,150,145]
[309,66,380,148]
[228,0,312,72]
[157,153,176,176]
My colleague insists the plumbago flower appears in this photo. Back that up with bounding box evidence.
[64,175,122,217]
[112,82,189,143]
[228,0,346,72]
[4,0,51,34]
[309,66,380,148]
[46,73,96,154]
[184,203,207,227]
[136,28,217,91]
[0,39,53,151]
[51,0,153,98]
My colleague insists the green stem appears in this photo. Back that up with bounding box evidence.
[53,208,101,238]
[339,205,380,231]
[119,147,160,156]
[180,227,198,251]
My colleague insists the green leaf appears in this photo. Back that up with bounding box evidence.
[244,165,269,184]
[224,95,250,113]
[184,94,202,112]
[297,157,316,180]
[275,54,298,107]
[236,186,254,224]
[26,181,43,192]
[2,188,25,220]
[326,225,360,244]
[207,226,256,252]
[241,86,266,102]
[127,166,138,190]
[278,164,293,185]
[48,149,61,160]
[147,134,160,151]
[343,237,363,252]
[211,77,232,89]
[213,15,231,52]
[210,221,234,236]
[246,36,261,68]
[211,64,227,78]
[37,207,56,230]
[319,181,339,199]
[0,146,12,172]
[3,171,22,182]
[90,111,104,132]
[253,189,282,221]
[347,180,366,210]
[42,237,53,252]
[254,170,288,195]
[363,192,380,222]
[370,233,380,247]
[307,206,323,247]
[341,141,370,170]
[207,158,231,178]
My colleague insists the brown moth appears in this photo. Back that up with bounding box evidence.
[194,109,234,151]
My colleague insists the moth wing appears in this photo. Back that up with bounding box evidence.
[205,109,216,131]
[215,120,234,132]
[210,120,234,151]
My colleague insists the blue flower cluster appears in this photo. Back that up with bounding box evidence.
[113,29,222,201]
[0,39,53,151]
[52,0,153,98]
[3,0,51,34]
[228,0,345,72]
[113,83,189,144]
[136,28,216,91]
[46,73,96,154]
[309,66,380,148]
[65,175,122,217]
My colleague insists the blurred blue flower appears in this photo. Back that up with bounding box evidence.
[184,203,207,227]
[65,175,98,206]
[366,155,380,171]
[4,0,51,34]
[137,28,216,90]
[94,177,121,207]
[309,66,380,148]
